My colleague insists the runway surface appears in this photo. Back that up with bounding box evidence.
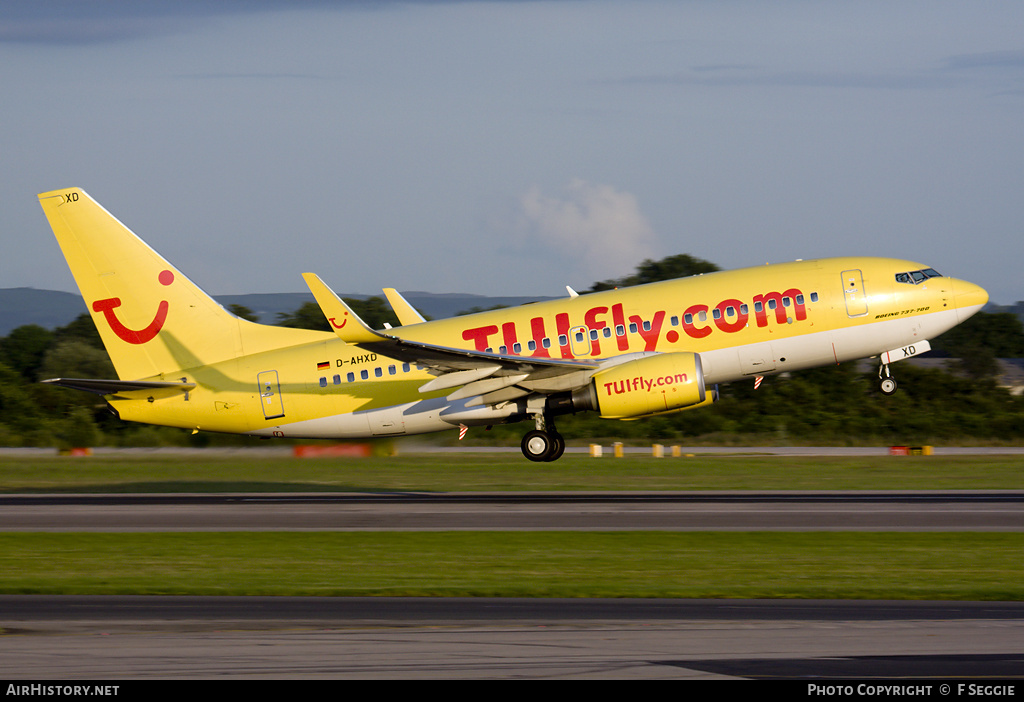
[1,491,1022,531]
[2,453,1022,678]
[1,596,1023,680]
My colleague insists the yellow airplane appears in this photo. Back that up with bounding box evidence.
[38,187,989,461]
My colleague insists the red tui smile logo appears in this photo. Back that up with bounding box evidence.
[329,310,349,329]
[92,270,174,344]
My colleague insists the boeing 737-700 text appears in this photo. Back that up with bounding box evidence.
[38,188,989,461]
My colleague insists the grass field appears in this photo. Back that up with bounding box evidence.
[2,450,1024,493]
[1,451,1021,599]
[1,532,1021,600]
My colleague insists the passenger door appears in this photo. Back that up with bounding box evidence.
[841,269,869,317]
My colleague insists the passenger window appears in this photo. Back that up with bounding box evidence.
[543,338,552,349]
[388,365,396,375]
[319,377,327,388]
[527,340,537,351]
[347,372,355,382]
[754,301,763,313]
[740,304,748,315]
[616,325,625,336]
[558,335,567,346]
[360,370,368,380]
[513,342,522,354]
[684,313,693,325]
[603,327,612,338]
[810,292,818,302]
[628,323,638,334]
[402,363,410,372]
[374,367,383,378]
[795,295,804,306]
[333,375,341,385]
[712,308,721,320]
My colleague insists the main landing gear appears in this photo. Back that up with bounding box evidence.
[879,363,898,395]
[521,415,565,462]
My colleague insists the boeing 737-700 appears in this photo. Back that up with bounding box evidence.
[38,188,989,461]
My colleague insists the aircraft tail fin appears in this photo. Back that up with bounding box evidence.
[38,188,328,380]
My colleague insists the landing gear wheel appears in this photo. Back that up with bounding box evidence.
[522,430,553,462]
[879,363,897,395]
[546,432,565,462]
[522,429,565,462]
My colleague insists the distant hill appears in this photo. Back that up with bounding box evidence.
[0,288,89,334]
[0,287,557,335]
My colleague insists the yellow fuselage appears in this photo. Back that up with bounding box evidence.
[110,256,987,439]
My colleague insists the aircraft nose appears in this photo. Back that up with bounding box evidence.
[953,279,988,323]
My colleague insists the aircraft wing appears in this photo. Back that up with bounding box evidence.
[304,273,600,404]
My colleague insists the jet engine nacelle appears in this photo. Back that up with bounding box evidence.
[584,352,711,419]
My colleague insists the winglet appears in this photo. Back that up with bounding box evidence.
[382,288,427,325]
[302,273,382,344]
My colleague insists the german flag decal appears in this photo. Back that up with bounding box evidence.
[317,361,330,370]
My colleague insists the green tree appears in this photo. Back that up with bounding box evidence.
[277,302,332,331]
[0,361,44,444]
[276,298,398,331]
[931,312,1024,359]
[52,313,104,351]
[0,324,55,381]
[38,339,116,383]
[588,254,720,292]
[228,304,260,323]
[348,297,400,329]
[55,406,100,449]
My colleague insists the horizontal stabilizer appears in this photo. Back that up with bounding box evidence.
[42,377,195,397]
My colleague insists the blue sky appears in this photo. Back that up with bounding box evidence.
[3,1,1023,304]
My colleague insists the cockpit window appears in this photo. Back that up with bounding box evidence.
[895,268,943,285]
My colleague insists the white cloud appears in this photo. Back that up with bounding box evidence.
[517,179,659,283]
